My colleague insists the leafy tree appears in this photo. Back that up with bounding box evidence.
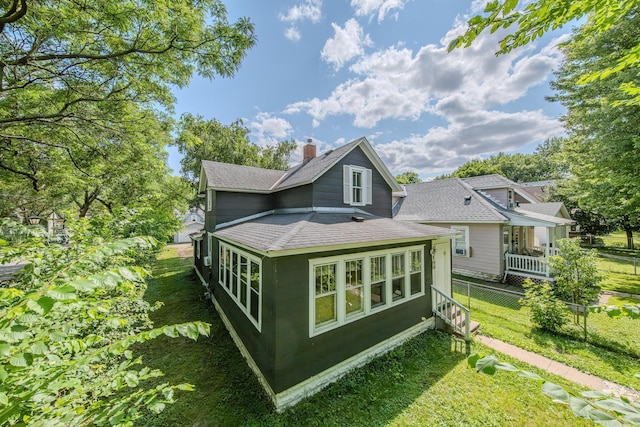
[440,138,567,182]
[0,1,256,180]
[0,219,210,425]
[448,0,640,105]
[547,238,602,314]
[549,10,640,249]
[0,1,256,221]
[395,172,421,184]
[174,113,297,188]
[521,279,569,333]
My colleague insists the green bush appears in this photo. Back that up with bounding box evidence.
[521,279,570,333]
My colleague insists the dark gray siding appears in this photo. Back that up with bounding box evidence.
[270,241,433,393]
[210,241,277,387]
[216,192,275,225]
[275,184,313,209]
[313,146,393,217]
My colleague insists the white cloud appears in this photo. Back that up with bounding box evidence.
[286,18,568,175]
[351,0,408,23]
[321,19,372,71]
[284,26,301,42]
[373,109,563,176]
[280,0,322,41]
[249,113,293,146]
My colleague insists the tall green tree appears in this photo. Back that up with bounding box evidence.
[448,0,640,105]
[395,171,421,184]
[440,138,566,183]
[549,10,640,249]
[0,0,256,217]
[175,113,297,183]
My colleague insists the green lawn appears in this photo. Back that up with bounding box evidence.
[597,257,640,294]
[134,246,594,426]
[453,286,640,390]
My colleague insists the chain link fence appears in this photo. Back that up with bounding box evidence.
[452,279,640,358]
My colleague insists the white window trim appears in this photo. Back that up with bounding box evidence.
[451,226,470,257]
[218,242,262,332]
[207,189,213,211]
[343,165,372,206]
[309,245,424,337]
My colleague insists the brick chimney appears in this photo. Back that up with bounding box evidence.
[303,138,316,163]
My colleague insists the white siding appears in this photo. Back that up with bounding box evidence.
[432,223,503,279]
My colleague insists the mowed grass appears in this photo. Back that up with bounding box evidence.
[453,287,640,390]
[134,245,593,426]
[597,257,640,294]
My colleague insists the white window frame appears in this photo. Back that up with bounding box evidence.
[343,165,372,206]
[218,242,262,331]
[451,226,470,257]
[309,245,424,337]
[207,189,213,211]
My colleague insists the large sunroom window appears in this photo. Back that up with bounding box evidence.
[310,245,424,336]
[218,242,262,330]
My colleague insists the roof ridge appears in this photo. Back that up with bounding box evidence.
[457,179,510,221]
[268,212,314,251]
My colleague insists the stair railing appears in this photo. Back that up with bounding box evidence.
[431,285,470,341]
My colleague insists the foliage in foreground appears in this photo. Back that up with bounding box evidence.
[0,220,209,426]
[449,0,640,105]
[469,353,640,426]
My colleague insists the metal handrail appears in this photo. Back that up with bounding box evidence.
[431,285,470,341]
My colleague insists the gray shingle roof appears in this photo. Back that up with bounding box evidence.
[201,161,284,192]
[394,179,508,223]
[214,212,455,254]
[200,137,393,193]
[462,174,518,189]
[518,202,566,218]
[276,139,362,189]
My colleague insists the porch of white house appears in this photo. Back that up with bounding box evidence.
[503,225,567,279]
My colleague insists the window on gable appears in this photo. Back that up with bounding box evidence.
[451,226,470,256]
[207,189,213,211]
[343,165,372,206]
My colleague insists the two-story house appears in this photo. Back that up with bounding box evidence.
[394,174,574,283]
[192,137,458,411]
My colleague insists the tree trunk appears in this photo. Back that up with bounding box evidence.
[626,227,634,250]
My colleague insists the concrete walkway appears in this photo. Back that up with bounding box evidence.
[599,289,640,305]
[476,335,639,401]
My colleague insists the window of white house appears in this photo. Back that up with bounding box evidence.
[310,246,424,336]
[207,189,213,211]
[343,165,372,206]
[451,226,470,256]
[218,242,262,330]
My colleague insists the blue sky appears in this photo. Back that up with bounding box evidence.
[170,0,571,180]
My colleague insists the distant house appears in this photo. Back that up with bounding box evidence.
[174,207,204,243]
[394,175,574,283]
[193,137,460,411]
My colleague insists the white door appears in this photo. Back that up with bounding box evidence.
[432,240,451,308]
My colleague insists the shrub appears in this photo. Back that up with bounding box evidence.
[521,279,569,333]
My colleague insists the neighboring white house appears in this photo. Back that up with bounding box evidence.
[174,207,204,243]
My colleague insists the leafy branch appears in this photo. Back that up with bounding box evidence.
[469,353,640,426]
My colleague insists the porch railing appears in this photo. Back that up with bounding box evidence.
[531,246,560,257]
[431,286,470,341]
[505,253,549,277]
